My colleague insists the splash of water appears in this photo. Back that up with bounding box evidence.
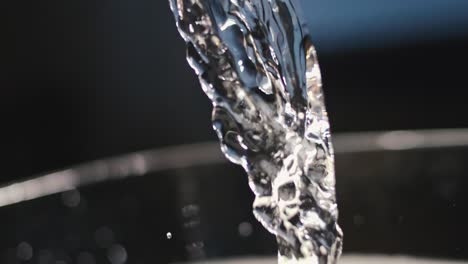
[169,0,343,262]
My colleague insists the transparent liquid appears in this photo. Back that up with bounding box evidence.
[169,0,343,263]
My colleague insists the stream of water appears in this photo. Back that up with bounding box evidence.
[169,0,343,262]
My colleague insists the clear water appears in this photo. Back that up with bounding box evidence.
[169,0,343,263]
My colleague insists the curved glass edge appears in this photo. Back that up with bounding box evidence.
[174,254,466,264]
[1,129,467,208]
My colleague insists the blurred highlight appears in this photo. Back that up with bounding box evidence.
[0,129,467,208]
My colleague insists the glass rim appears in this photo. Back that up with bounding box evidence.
[1,128,467,208]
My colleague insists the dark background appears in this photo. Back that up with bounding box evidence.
[2,0,468,262]
[2,0,468,182]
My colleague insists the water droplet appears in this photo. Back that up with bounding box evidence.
[107,244,127,264]
[16,241,33,260]
[238,222,253,237]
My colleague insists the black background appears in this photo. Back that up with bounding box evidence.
[2,0,468,261]
[2,0,468,183]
